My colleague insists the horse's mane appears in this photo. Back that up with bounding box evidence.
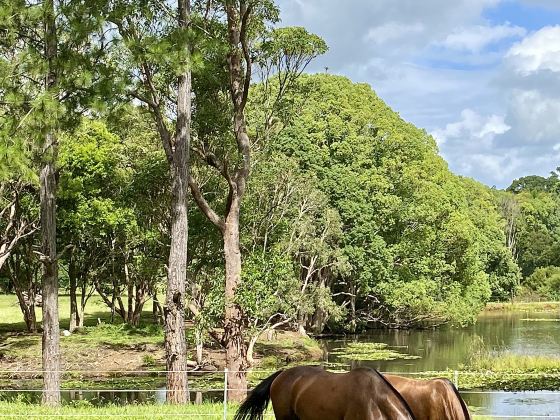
[443,379,471,420]
[374,370,416,420]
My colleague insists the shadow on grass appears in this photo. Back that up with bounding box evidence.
[0,309,163,355]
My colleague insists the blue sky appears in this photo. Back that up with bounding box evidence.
[277,0,560,188]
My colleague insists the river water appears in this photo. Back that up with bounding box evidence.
[322,308,560,373]
[320,308,560,418]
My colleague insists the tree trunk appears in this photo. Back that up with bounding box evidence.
[164,0,191,404]
[223,206,248,402]
[152,293,163,325]
[9,250,38,333]
[40,133,60,406]
[125,260,133,324]
[15,288,37,333]
[349,281,357,333]
[79,281,87,328]
[41,0,60,406]
[68,256,80,332]
[195,329,203,366]
[0,252,10,271]
[130,286,145,327]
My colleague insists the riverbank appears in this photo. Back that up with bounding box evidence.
[484,301,560,312]
[3,294,560,393]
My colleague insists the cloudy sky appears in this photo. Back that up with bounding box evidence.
[277,0,560,188]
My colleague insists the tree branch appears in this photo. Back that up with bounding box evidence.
[188,174,225,232]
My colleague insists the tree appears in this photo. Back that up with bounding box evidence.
[186,2,326,399]
[514,190,560,278]
[106,0,193,403]
[58,119,146,329]
[240,155,345,355]
[0,0,107,405]
[0,181,37,271]
[508,174,559,194]
[270,74,517,327]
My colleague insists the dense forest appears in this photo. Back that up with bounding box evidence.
[1,0,559,404]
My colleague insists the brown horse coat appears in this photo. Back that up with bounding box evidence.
[384,374,471,420]
[235,365,415,420]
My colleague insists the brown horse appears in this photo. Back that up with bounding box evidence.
[234,365,415,420]
[384,374,471,420]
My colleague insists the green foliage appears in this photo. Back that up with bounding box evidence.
[265,74,512,327]
[514,191,560,278]
[59,120,134,239]
[508,172,560,195]
[525,266,560,300]
[57,117,168,321]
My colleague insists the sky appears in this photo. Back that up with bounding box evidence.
[276,0,560,188]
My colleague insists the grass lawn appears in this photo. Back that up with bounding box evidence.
[0,401,502,419]
[0,401,247,419]
[0,294,156,334]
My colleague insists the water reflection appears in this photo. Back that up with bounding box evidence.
[321,309,560,372]
[463,391,560,417]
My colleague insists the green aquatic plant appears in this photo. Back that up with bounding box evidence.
[330,342,421,361]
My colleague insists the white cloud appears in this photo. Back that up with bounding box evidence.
[365,22,424,45]
[506,89,560,143]
[506,26,560,74]
[431,109,510,146]
[468,153,522,182]
[440,24,526,52]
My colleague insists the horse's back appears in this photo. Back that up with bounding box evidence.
[270,366,413,420]
[386,375,469,420]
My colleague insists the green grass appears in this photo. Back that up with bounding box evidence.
[470,353,560,373]
[0,401,245,419]
[520,318,560,322]
[0,294,158,334]
[484,301,560,312]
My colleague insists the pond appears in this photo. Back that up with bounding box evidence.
[321,308,560,373]
[320,307,560,417]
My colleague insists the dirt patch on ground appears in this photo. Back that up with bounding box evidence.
[0,329,322,380]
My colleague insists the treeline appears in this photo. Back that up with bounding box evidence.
[7,74,557,334]
[1,0,558,406]
[497,174,560,300]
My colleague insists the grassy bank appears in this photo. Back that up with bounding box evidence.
[0,401,504,419]
[472,353,560,373]
[0,399,501,420]
[484,301,560,312]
